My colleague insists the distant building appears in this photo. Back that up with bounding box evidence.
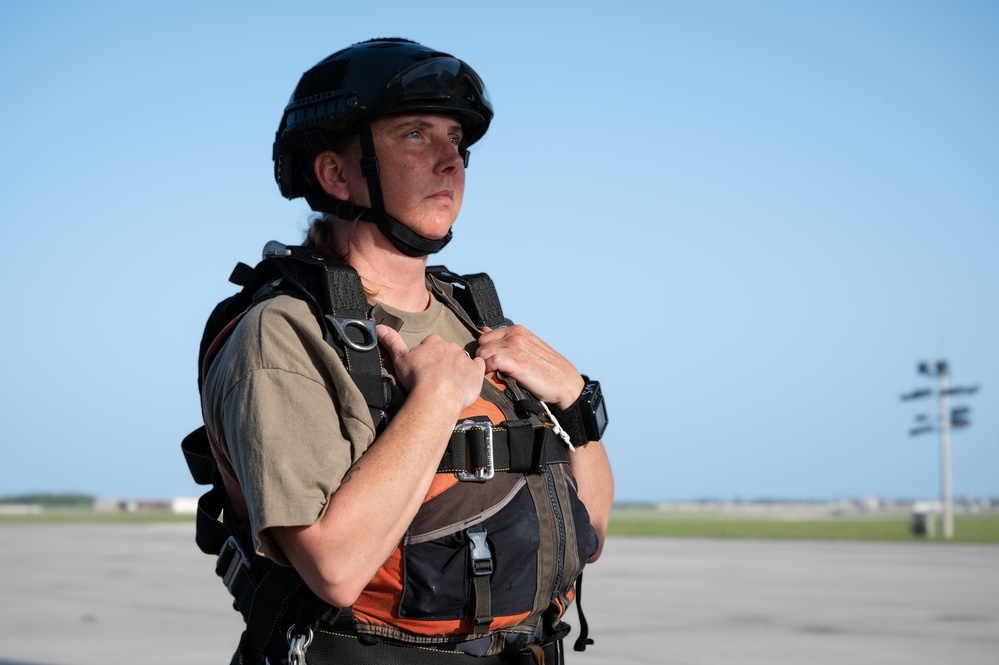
[171,497,199,514]
[93,497,200,514]
[0,504,43,515]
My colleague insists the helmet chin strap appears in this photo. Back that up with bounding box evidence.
[306,126,452,258]
[306,196,452,257]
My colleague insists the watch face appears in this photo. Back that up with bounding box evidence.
[593,394,608,438]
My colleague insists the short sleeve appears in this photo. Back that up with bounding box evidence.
[203,296,377,564]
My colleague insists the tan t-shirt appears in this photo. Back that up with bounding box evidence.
[202,289,481,564]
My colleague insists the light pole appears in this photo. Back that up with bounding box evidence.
[936,363,953,539]
[901,360,980,540]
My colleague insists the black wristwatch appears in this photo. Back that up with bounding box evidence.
[550,376,608,446]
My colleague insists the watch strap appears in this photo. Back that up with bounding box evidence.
[547,401,587,448]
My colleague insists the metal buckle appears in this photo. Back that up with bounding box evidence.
[456,417,495,482]
[216,536,249,593]
[262,240,292,258]
[325,314,378,352]
[286,625,313,665]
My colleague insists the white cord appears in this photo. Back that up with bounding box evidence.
[540,401,576,452]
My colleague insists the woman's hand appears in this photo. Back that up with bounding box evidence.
[475,325,584,409]
[377,325,486,414]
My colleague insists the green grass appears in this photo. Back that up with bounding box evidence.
[3,509,998,543]
[0,511,196,525]
[607,511,999,543]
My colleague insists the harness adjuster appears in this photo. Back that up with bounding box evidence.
[455,416,495,482]
[216,535,250,594]
[324,314,378,352]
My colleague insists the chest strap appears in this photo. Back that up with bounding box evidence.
[440,417,568,480]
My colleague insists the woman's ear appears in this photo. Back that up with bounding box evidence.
[314,150,350,200]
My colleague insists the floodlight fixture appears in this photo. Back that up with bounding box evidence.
[943,385,980,396]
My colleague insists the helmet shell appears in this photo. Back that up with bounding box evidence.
[274,38,493,200]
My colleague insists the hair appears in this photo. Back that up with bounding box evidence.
[306,213,381,298]
[304,213,348,262]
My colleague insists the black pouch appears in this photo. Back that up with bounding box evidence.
[399,478,540,621]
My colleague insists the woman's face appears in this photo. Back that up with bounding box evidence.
[345,113,466,241]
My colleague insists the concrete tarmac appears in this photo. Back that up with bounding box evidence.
[0,524,996,665]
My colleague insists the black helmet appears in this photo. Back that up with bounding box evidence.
[273,38,493,256]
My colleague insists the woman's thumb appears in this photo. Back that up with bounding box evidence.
[376,324,408,361]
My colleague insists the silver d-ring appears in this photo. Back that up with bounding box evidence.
[325,315,378,352]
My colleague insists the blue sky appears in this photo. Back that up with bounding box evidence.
[0,1,996,503]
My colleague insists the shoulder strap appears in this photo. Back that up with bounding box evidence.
[425,266,510,329]
[197,245,393,435]
[426,266,547,423]
[263,245,392,431]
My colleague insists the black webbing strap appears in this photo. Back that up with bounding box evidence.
[572,573,594,652]
[358,126,384,212]
[182,426,238,556]
[425,267,507,328]
[466,526,494,634]
[438,420,568,476]
[314,257,391,431]
[268,248,392,431]
[305,630,562,665]
[544,400,587,450]
[214,535,310,662]
[182,426,214,486]
[310,256,368,318]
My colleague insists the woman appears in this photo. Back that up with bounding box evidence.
[201,38,613,665]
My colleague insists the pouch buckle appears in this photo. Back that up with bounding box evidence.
[455,416,495,482]
[467,527,494,576]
